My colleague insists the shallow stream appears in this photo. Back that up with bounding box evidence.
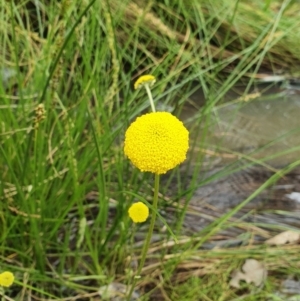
[183,82,300,166]
[177,82,300,241]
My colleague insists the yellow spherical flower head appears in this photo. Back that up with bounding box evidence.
[124,112,189,174]
[0,271,14,287]
[128,202,149,223]
[134,75,156,90]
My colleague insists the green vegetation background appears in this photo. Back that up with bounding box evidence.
[1,0,300,300]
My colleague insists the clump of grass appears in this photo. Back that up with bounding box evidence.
[0,0,299,300]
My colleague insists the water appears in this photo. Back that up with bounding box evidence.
[178,83,300,238]
[183,84,300,166]
[208,94,300,166]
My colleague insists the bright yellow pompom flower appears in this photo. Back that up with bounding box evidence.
[128,202,149,223]
[124,112,189,174]
[0,271,14,287]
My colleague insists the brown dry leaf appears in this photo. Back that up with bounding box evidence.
[266,230,300,246]
[229,259,267,288]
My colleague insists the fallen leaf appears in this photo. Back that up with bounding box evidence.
[266,230,300,246]
[229,259,267,288]
[229,270,245,288]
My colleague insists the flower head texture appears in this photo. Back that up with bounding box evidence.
[128,202,149,223]
[124,112,189,174]
[0,271,14,287]
[134,75,156,90]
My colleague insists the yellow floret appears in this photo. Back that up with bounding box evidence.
[134,75,156,90]
[128,202,149,223]
[0,271,14,287]
[124,112,189,174]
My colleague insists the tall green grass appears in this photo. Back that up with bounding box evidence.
[0,0,300,299]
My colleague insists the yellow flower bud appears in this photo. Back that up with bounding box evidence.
[134,75,156,90]
[0,271,14,287]
[128,202,149,223]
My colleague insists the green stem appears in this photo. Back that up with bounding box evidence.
[127,173,160,300]
[145,84,156,112]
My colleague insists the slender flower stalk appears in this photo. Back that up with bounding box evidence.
[126,174,160,300]
[134,74,156,112]
[144,84,156,112]
[126,75,189,300]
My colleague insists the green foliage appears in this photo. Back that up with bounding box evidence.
[0,0,300,299]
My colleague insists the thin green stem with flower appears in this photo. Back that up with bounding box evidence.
[127,173,160,300]
[126,75,189,299]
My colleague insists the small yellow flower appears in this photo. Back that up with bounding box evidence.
[0,271,14,287]
[134,75,156,90]
[128,202,149,223]
[124,112,189,174]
